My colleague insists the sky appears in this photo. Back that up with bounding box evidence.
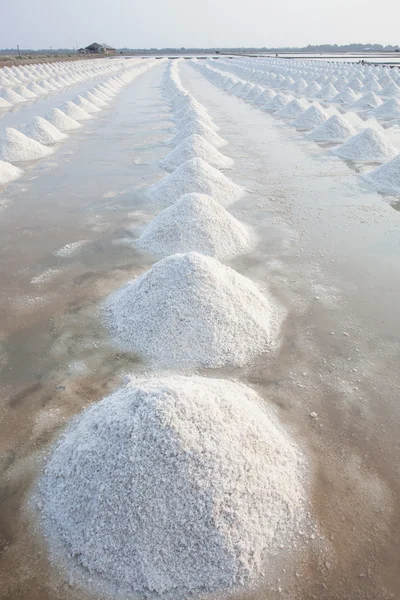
[1,0,400,49]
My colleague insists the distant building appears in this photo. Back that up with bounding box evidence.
[79,42,116,55]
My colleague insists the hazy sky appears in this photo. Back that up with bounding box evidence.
[1,0,400,49]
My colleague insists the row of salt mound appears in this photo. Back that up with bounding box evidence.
[137,193,255,260]
[39,375,307,598]
[102,251,282,368]
[159,134,234,172]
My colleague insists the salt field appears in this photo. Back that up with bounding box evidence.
[1,54,400,600]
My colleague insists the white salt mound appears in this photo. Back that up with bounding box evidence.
[45,108,82,131]
[159,134,233,172]
[167,119,227,148]
[74,95,102,113]
[0,128,53,162]
[24,116,67,145]
[136,193,254,260]
[40,375,307,598]
[363,154,400,193]
[276,98,309,119]
[292,104,328,130]
[332,128,398,162]
[103,252,282,367]
[0,159,23,186]
[60,101,92,121]
[308,115,357,143]
[0,97,11,109]
[1,88,26,104]
[148,158,245,206]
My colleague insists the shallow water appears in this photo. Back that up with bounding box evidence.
[0,60,400,600]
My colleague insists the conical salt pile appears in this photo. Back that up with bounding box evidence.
[363,154,400,193]
[0,159,23,186]
[159,135,233,172]
[84,91,107,107]
[167,118,227,148]
[351,92,382,110]
[24,116,68,145]
[371,98,400,120]
[136,193,254,259]
[27,82,47,95]
[265,93,292,112]
[45,108,82,131]
[60,101,92,121]
[14,85,36,99]
[308,115,356,143]
[276,98,309,119]
[255,88,275,105]
[74,95,102,113]
[292,104,328,130]
[103,252,282,367]
[332,87,359,104]
[40,375,307,597]
[148,158,244,206]
[0,97,11,109]
[332,127,398,162]
[175,109,218,132]
[0,128,53,162]
[1,88,26,104]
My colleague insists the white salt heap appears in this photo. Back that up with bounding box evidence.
[60,101,92,121]
[40,375,307,598]
[0,128,53,162]
[332,127,398,162]
[1,88,26,104]
[24,116,68,145]
[0,97,11,109]
[308,115,356,143]
[45,108,82,131]
[0,159,23,186]
[159,134,233,172]
[148,158,245,206]
[292,104,328,130]
[276,98,309,119]
[103,252,282,367]
[74,95,102,113]
[167,119,227,148]
[136,193,254,260]
[371,98,400,120]
[363,154,400,193]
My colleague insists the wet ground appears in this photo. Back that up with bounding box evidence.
[0,60,400,600]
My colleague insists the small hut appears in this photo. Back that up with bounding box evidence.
[83,42,116,55]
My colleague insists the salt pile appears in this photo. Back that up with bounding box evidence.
[308,115,356,143]
[292,104,328,130]
[255,88,275,105]
[0,97,11,109]
[276,98,309,119]
[351,92,382,110]
[84,91,107,107]
[332,87,359,104]
[265,93,292,112]
[103,252,282,367]
[176,109,218,132]
[0,128,53,162]
[60,101,92,121]
[45,108,82,131]
[0,159,23,186]
[24,116,67,145]
[363,154,400,193]
[40,375,307,597]
[159,135,233,172]
[136,193,254,259]
[74,95,102,113]
[1,88,26,104]
[148,158,244,206]
[371,98,400,120]
[167,118,227,148]
[332,127,398,162]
